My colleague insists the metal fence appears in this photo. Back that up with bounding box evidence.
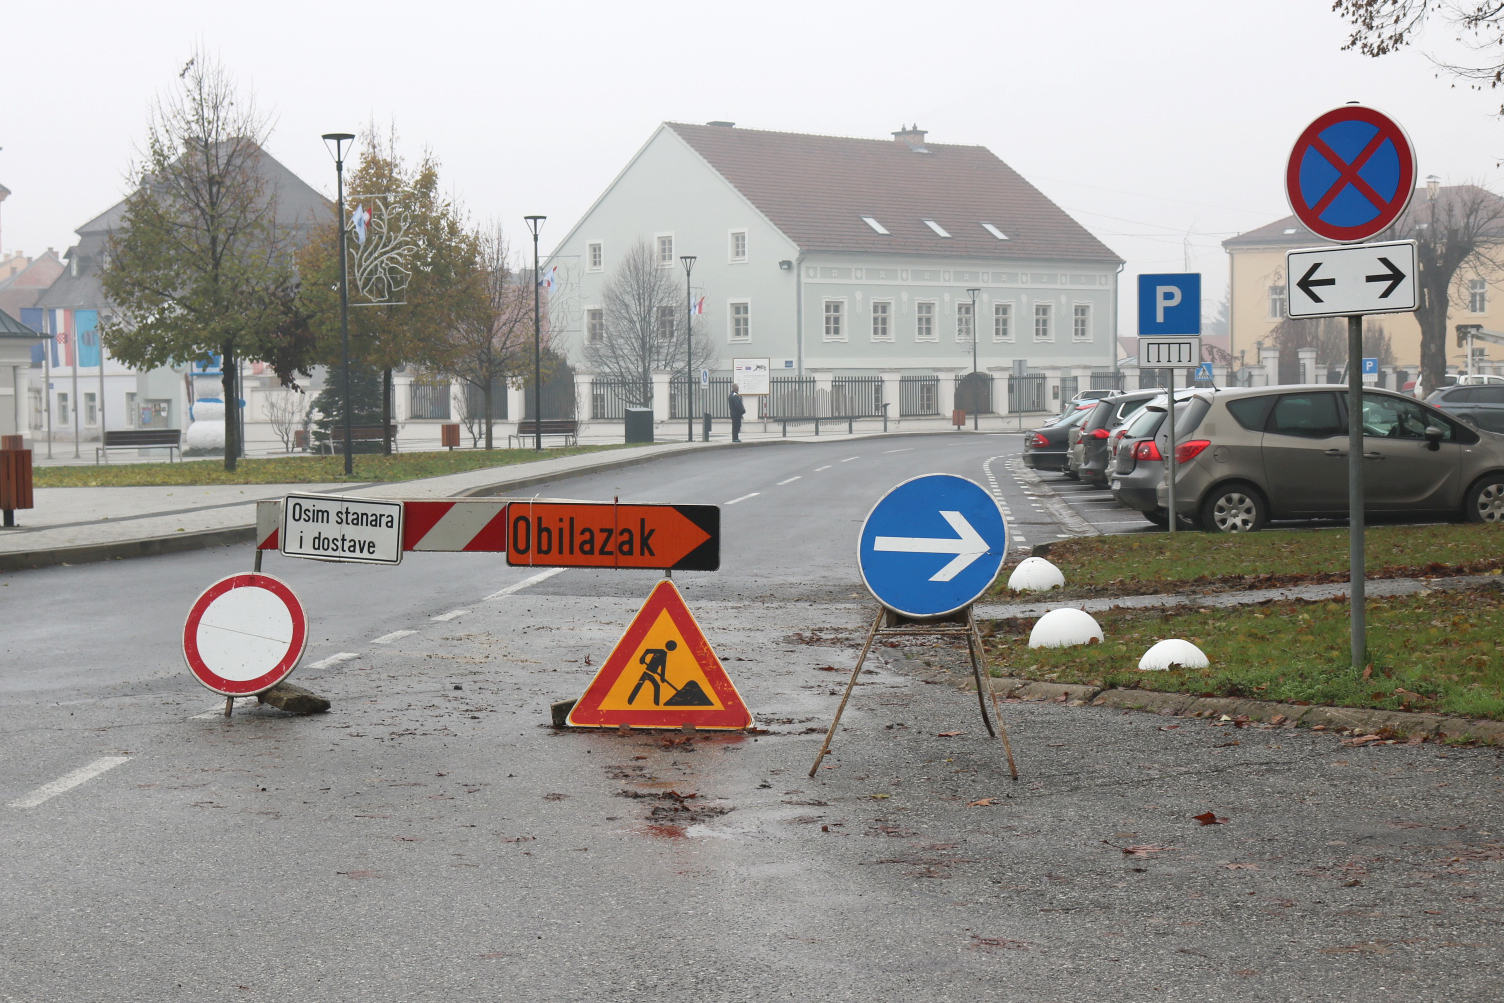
[1137,369,1171,390]
[955,372,993,414]
[669,376,737,419]
[590,377,647,420]
[899,375,939,416]
[1059,376,1079,404]
[1008,374,1046,413]
[1090,372,1126,392]
[409,381,452,420]
[830,376,883,417]
[523,367,576,419]
[461,379,508,421]
[765,376,817,418]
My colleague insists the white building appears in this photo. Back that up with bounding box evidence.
[546,122,1124,421]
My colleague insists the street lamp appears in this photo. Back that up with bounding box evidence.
[524,215,546,451]
[681,255,697,442]
[966,287,981,431]
[322,133,356,476]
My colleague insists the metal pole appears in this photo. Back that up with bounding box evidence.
[526,218,544,452]
[682,256,696,442]
[42,310,52,459]
[97,332,106,452]
[334,145,353,477]
[71,321,80,458]
[968,288,980,431]
[1348,314,1366,669]
[1166,366,1176,534]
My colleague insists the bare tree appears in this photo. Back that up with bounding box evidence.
[262,388,310,451]
[439,225,532,450]
[584,240,715,408]
[1334,2,1504,111]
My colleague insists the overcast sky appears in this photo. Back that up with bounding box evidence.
[4,0,1502,327]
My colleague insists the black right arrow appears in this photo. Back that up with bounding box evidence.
[1297,262,1336,303]
[1365,256,1405,298]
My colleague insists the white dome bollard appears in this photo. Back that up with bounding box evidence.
[1027,608,1103,648]
[1137,639,1209,671]
[1008,557,1066,592]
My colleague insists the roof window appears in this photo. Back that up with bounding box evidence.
[861,216,891,235]
[923,219,952,238]
[1282,227,1298,235]
[980,222,1008,240]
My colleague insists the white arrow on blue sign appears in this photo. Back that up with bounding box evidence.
[858,474,1009,618]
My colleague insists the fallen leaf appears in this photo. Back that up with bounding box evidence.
[543,793,567,801]
[937,731,963,738]
[968,798,1000,807]
[813,665,842,672]
[1158,725,1181,731]
[1110,842,1176,857]
[1193,812,1229,826]
[1222,862,1260,870]
[500,836,536,843]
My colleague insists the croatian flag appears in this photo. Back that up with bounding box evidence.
[690,296,705,315]
[350,204,371,245]
[538,265,558,291]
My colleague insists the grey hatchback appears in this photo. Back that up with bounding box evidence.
[1427,384,1504,434]
[1111,384,1504,531]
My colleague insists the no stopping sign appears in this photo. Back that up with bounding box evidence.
[182,573,308,696]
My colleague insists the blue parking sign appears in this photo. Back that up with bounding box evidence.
[1138,273,1201,335]
[1361,358,1379,375]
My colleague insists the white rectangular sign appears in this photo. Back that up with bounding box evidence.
[1286,240,1417,319]
[1138,336,1202,368]
[732,358,770,396]
[281,493,404,565]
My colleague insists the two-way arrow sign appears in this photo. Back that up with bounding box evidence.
[1286,240,1417,319]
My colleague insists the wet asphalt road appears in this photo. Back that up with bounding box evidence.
[2,433,1502,1001]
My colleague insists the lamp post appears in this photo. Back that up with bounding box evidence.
[681,255,697,442]
[524,215,546,451]
[966,287,981,430]
[322,132,356,477]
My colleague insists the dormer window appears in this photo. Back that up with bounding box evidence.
[980,222,1008,240]
[861,216,890,235]
[923,219,951,238]
[1282,228,1298,235]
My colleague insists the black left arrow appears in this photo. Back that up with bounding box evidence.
[1366,256,1405,298]
[1297,262,1336,303]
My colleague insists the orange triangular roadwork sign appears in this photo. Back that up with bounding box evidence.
[568,579,752,730]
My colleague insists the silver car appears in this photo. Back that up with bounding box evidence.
[1111,384,1504,532]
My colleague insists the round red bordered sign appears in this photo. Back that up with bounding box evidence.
[1286,105,1416,243]
[182,573,308,696]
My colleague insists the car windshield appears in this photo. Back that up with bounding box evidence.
[1124,400,1168,437]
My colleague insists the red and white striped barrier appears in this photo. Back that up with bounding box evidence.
[256,499,508,553]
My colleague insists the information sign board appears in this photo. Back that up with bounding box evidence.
[280,493,404,565]
[732,358,770,396]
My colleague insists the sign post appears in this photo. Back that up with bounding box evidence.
[1285,104,1418,670]
[1138,272,1202,535]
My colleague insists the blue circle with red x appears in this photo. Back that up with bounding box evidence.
[1285,106,1415,243]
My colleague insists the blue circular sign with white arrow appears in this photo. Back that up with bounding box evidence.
[858,473,1009,618]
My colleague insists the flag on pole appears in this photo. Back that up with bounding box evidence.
[350,204,371,245]
[690,296,706,315]
[538,265,558,291]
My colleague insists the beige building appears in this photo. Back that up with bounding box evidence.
[1223,185,1504,374]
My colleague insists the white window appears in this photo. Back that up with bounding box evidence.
[656,305,676,341]
[824,300,845,342]
[657,234,674,266]
[84,392,98,426]
[1471,278,1488,313]
[980,222,1008,240]
[1268,284,1287,319]
[729,301,750,342]
[860,216,890,235]
[871,300,892,342]
[1072,304,1091,342]
[1034,302,1052,342]
[586,308,604,344]
[57,391,70,424]
[587,242,603,271]
[993,302,1013,342]
[915,301,936,342]
[956,301,975,342]
[729,230,747,262]
[922,219,952,238]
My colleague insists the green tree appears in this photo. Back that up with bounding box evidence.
[297,125,477,453]
[310,362,385,452]
[440,225,533,449]
[100,50,319,471]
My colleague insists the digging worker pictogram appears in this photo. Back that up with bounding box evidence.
[625,638,713,707]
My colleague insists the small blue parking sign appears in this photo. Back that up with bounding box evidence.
[1362,357,1379,375]
[858,474,1008,618]
[1138,273,1201,335]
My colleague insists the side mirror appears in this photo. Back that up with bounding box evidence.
[1425,425,1445,451]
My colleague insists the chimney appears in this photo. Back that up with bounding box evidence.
[892,124,927,145]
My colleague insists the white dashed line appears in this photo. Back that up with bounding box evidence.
[776,476,801,486]
[725,492,760,505]
[431,610,469,621]
[10,757,130,809]
[882,448,913,453]
[307,652,360,670]
[840,456,859,462]
[814,465,831,471]
[373,630,416,644]
[484,567,566,600]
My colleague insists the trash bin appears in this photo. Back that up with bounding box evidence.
[624,407,654,444]
[702,412,712,442]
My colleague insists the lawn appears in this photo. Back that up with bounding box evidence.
[1005,523,1504,595]
[981,586,1504,720]
[32,445,633,488]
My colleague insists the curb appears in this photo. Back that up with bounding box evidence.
[1007,458,1099,537]
[0,523,257,572]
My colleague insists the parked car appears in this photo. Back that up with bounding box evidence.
[1111,384,1504,531]
[1076,389,1165,487]
[1108,394,1204,526]
[1063,388,1115,411]
[1428,384,1504,433]
[1023,404,1094,472]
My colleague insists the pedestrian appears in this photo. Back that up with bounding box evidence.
[728,382,745,442]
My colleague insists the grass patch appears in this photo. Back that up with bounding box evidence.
[982,586,1504,720]
[33,445,634,488]
[1004,523,1504,595]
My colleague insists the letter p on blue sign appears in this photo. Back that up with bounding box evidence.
[1138,273,1201,335]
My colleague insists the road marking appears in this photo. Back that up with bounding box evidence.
[483,566,566,600]
[882,448,912,453]
[9,757,130,809]
[431,610,470,621]
[841,456,860,462]
[373,630,416,644]
[776,476,801,486]
[814,465,831,472]
[307,652,360,670]
[725,492,760,505]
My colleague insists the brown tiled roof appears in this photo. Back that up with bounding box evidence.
[667,123,1121,264]
[1223,184,1504,250]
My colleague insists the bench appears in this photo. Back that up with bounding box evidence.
[96,429,182,464]
[509,419,579,448]
[320,425,399,454]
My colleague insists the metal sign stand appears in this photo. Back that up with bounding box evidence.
[808,604,1018,779]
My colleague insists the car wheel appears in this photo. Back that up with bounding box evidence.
[1143,509,1169,527]
[1199,482,1266,533]
[1464,474,1504,523]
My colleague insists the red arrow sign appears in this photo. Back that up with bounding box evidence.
[506,501,719,571]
